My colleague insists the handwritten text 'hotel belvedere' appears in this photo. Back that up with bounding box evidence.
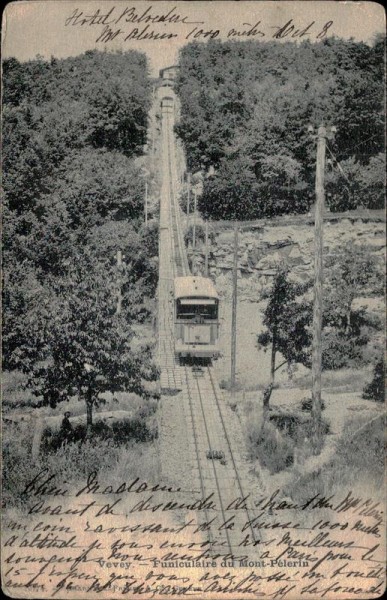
[64,5,334,44]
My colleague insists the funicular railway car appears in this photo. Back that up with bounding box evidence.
[159,78,174,89]
[161,96,174,113]
[174,276,220,359]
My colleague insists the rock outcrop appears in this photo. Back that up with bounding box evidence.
[188,216,385,302]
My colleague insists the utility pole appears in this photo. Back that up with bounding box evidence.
[191,190,198,274]
[310,123,335,450]
[186,172,191,226]
[231,222,239,393]
[116,249,123,315]
[204,220,209,277]
[145,181,148,226]
[192,189,197,249]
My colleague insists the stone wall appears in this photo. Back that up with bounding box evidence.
[189,216,385,302]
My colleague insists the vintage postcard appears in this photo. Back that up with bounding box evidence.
[1,1,386,598]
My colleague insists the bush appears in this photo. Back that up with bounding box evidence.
[42,402,158,452]
[363,358,385,402]
[3,428,158,510]
[2,400,158,509]
[244,399,332,475]
[2,422,35,509]
[322,329,364,369]
[301,397,326,412]
[184,223,205,246]
[247,419,295,474]
[284,414,385,504]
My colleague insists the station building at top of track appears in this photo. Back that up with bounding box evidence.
[159,65,180,81]
[158,65,180,89]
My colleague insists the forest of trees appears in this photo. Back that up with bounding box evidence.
[3,50,158,424]
[176,37,385,220]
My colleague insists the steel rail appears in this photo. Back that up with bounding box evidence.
[207,366,260,545]
[169,157,189,276]
[160,99,260,560]
[162,104,216,556]
[183,366,216,555]
[188,365,235,558]
[164,110,189,277]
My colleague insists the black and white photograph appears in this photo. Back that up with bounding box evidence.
[1,1,386,598]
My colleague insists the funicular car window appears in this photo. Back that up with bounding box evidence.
[177,302,217,319]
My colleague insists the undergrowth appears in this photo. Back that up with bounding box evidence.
[2,403,159,510]
[246,409,330,474]
[247,418,295,473]
[283,414,385,503]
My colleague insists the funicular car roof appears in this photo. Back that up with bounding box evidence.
[174,276,219,300]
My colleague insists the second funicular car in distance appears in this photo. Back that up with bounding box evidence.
[160,96,174,114]
[174,276,220,359]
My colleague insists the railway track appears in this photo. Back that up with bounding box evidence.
[159,98,262,561]
[164,107,189,278]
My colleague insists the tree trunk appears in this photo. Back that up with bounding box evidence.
[346,308,351,334]
[270,330,277,388]
[263,330,276,409]
[86,394,93,437]
[32,418,44,460]
[263,382,274,407]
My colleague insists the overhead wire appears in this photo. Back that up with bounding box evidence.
[335,132,382,160]
[326,143,352,184]
[326,142,380,211]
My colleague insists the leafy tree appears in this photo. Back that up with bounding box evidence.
[257,245,383,386]
[2,258,52,371]
[176,38,384,219]
[254,154,310,216]
[3,51,151,215]
[2,49,157,430]
[2,103,59,214]
[53,149,145,227]
[10,251,157,431]
[325,156,359,212]
[355,154,385,209]
[199,155,259,220]
[87,220,159,321]
[324,243,383,334]
[325,153,385,211]
[321,244,383,369]
[257,269,312,406]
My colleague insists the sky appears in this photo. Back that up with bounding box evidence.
[2,1,385,76]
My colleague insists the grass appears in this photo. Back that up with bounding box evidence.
[240,376,384,509]
[283,413,385,503]
[3,433,159,511]
[220,367,372,395]
[293,366,372,392]
[2,369,158,414]
[41,407,158,452]
[2,394,159,510]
